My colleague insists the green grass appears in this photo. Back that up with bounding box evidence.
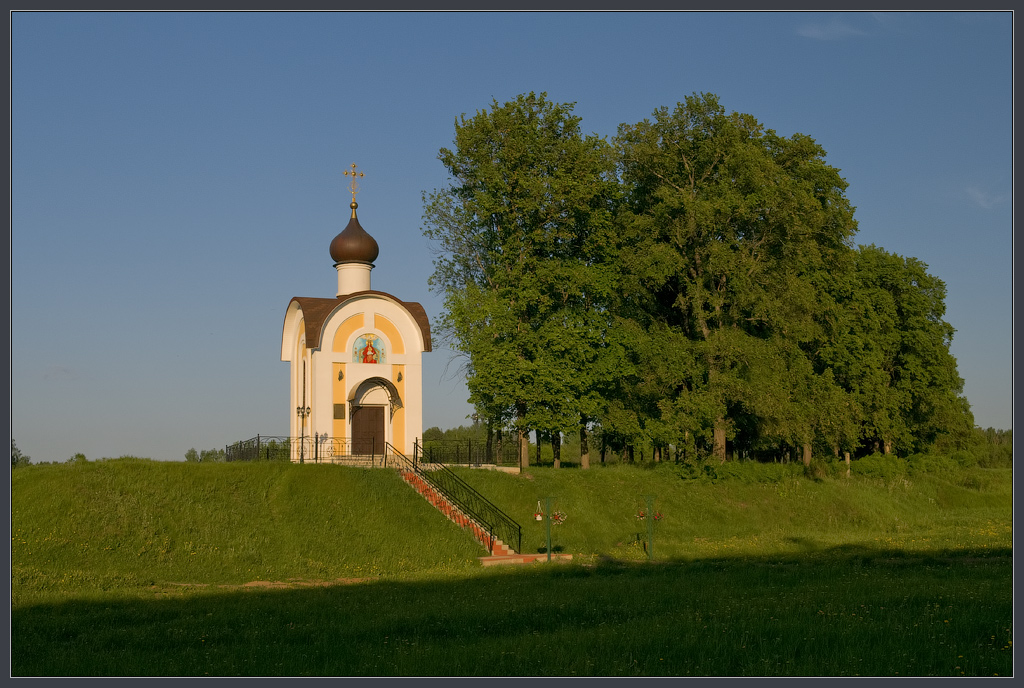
[11,458,1013,676]
[12,459,482,599]
[451,462,1012,561]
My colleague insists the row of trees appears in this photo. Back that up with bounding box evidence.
[185,447,226,462]
[11,440,89,467]
[423,92,975,469]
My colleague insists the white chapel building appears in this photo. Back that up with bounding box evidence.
[280,170,431,461]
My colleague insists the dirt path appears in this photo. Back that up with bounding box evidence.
[158,577,375,592]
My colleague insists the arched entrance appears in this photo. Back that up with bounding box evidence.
[349,377,403,455]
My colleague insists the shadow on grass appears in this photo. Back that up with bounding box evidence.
[535,545,564,554]
[12,544,1013,677]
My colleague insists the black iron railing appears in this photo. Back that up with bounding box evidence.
[225,435,290,462]
[225,435,394,466]
[389,443,522,555]
[417,438,520,467]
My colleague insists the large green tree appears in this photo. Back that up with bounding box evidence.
[423,92,618,469]
[817,244,974,455]
[613,93,859,463]
[425,92,972,466]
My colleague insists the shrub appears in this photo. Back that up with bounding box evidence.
[671,459,718,483]
[802,458,827,482]
[907,452,958,475]
[676,459,802,484]
[967,428,1013,469]
[950,449,978,469]
[957,469,1003,491]
[851,453,908,480]
[976,443,1013,469]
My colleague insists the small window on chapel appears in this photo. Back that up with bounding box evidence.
[353,334,386,364]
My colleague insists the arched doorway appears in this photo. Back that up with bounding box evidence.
[349,377,402,455]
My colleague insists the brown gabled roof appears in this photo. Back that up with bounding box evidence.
[287,291,432,352]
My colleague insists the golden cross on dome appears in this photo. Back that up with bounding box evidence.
[343,163,365,202]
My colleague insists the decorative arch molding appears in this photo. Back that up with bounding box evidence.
[282,292,432,357]
[348,376,403,419]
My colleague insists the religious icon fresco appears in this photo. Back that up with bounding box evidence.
[353,334,386,364]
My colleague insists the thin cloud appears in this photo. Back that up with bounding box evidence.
[796,20,867,41]
[966,186,1009,210]
[43,365,78,381]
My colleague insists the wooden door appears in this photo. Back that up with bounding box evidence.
[351,406,385,455]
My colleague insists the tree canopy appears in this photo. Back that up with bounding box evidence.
[423,92,619,467]
[423,92,974,466]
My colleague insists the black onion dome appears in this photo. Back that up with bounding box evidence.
[329,202,379,264]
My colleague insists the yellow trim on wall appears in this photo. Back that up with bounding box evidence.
[332,313,365,353]
[333,362,347,439]
[373,314,406,355]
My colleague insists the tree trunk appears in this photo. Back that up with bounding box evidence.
[627,444,635,463]
[519,427,530,470]
[496,427,503,464]
[600,433,607,464]
[802,442,812,467]
[883,440,892,455]
[535,429,543,465]
[552,432,561,469]
[844,451,851,478]
[517,406,530,470]
[580,424,590,470]
[713,418,727,464]
[486,422,494,463]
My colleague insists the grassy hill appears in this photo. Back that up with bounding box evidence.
[451,461,1012,561]
[12,459,484,599]
[11,457,1013,676]
[13,458,1012,594]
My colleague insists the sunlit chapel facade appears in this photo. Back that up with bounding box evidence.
[280,166,431,460]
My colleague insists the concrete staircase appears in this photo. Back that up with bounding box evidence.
[398,469,516,557]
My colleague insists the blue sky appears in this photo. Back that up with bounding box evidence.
[12,11,1012,462]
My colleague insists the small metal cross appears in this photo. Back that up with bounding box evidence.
[343,163,365,202]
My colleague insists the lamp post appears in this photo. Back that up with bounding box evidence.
[297,405,311,463]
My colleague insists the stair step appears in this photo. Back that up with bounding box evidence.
[479,552,573,567]
[399,467,519,556]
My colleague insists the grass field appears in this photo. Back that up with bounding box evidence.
[11,457,1013,676]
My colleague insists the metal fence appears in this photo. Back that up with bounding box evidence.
[225,435,396,466]
[417,438,520,467]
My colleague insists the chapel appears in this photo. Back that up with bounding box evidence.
[280,165,431,461]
